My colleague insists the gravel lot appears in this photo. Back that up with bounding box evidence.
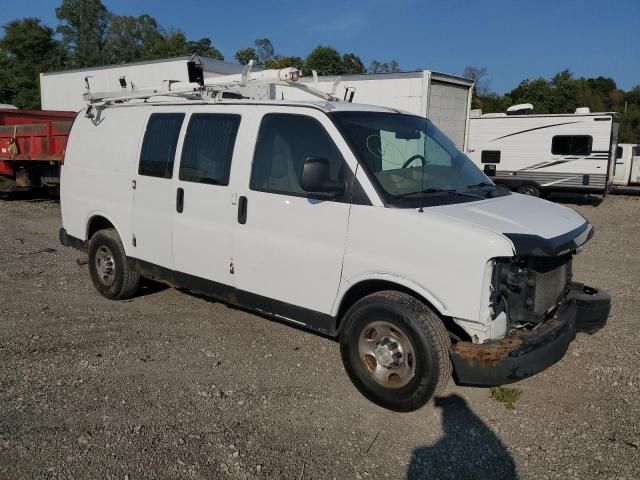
[1,193,639,480]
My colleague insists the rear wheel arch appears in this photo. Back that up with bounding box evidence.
[86,215,116,240]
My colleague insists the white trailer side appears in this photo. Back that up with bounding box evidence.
[40,56,243,112]
[467,111,619,195]
[273,71,474,150]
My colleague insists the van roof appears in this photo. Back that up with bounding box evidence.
[100,99,403,114]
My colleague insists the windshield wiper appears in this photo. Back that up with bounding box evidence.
[396,187,483,199]
[464,181,496,189]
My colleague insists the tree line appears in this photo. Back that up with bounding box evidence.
[463,66,639,143]
[0,0,637,143]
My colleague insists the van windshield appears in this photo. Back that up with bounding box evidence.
[332,112,499,205]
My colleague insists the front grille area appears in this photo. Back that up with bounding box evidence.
[531,256,571,315]
[493,254,572,326]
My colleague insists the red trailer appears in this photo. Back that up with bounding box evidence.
[0,108,77,193]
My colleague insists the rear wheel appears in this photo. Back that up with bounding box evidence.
[88,228,140,299]
[340,291,452,412]
[517,184,541,197]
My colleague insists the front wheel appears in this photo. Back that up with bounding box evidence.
[88,228,140,300]
[340,291,452,412]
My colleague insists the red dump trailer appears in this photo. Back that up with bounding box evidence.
[0,108,77,193]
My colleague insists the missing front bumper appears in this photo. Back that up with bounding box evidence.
[450,283,610,387]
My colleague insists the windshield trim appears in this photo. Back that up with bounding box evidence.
[328,111,506,208]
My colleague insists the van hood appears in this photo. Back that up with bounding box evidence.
[430,193,593,256]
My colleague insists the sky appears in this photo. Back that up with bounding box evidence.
[1,0,638,94]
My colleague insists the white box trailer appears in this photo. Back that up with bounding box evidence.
[467,106,619,196]
[40,56,244,111]
[273,71,474,150]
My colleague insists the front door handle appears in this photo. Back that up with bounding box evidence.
[176,187,184,213]
[237,195,247,224]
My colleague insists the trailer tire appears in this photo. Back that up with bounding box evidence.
[88,228,140,300]
[340,291,452,412]
[517,184,541,197]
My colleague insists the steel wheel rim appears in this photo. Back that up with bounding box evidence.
[358,320,416,389]
[95,245,116,286]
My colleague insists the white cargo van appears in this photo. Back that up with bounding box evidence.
[59,75,610,411]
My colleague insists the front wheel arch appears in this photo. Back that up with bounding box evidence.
[335,279,470,342]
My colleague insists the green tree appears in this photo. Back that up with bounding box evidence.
[235,47,258,65]
[105,14,164,63]
[306,46,343,75]
[342,53,365,74]
[369,59,400,74]
[56,0,109,67]
[254,38,276,65]
[185,37,223,59]
[263,56,305,70]
[0,18,66,108]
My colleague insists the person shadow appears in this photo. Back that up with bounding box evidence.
[407,394,518,480]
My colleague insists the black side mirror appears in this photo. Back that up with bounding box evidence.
[300,157,345,196]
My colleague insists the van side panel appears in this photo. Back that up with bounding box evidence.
[61,107,148,253]
[337,205,514,324]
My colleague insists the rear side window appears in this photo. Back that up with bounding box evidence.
[179,114,240,185]
[551,135,592,155]
[139,113,185,178]
[481,150,501,163]
[250,114,345,195]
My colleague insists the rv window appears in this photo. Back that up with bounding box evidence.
[551,135,592,156]
[634,146,640,156]
[481,150,501,163]
[179,114,240,185]
[615,146,623,159]
[139,113,185,178]
[250,114,346,196]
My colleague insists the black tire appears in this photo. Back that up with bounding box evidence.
[340,291,452,412]
[88,228,140,300]
[516,184,541,197]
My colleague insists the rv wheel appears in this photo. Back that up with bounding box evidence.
[339,291,452,412]
[517,184,540,197]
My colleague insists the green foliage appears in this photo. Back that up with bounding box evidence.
[56,0,109,67]
[235,47,258,65]
[342,53,365,74]
[369,60,401,74]
[0,18,65,108]
[490,386,523,410]
[305,46,343,75]
[254,38,275,65]
[104,14,165,63]
[263,56,305,71]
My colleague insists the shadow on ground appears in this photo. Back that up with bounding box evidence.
[547,192,603,206]
[407,394,517,480]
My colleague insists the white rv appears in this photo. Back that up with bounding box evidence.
[467,105,619,196]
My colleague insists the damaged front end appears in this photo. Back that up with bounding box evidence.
[450,254,611,387]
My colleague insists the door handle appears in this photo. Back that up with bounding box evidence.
[176,187,184,213]
[237,195,247,224]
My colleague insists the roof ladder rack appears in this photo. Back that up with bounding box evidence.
[82,61,338,113]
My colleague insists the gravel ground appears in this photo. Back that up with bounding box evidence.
[0,192,639,480]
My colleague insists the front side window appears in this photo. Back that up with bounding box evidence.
[179,114,240,185]
[139,113,185,178]
[250,114,346,195]
[551,135,592,155]
[332,112,494,204]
